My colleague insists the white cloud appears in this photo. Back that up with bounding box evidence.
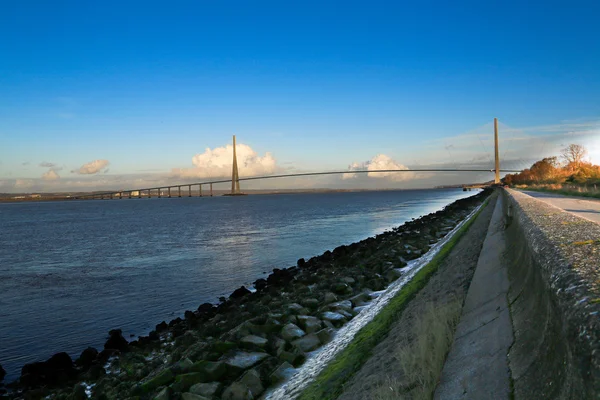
[72,159,110,175]
[172,142,276,178]
[343,154,413,181]
[39,162,56,168]
[42,169,60,180]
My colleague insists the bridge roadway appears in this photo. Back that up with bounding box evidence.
[520,190,600,224]
[75,168,523,200]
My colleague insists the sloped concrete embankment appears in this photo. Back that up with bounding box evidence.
[503,189,600,399]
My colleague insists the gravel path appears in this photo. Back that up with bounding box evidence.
[337,195,497,400]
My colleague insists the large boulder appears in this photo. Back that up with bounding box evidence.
[269,361,294,385]
[281,323,305,342]
[76,347,99,368]
[0,363,5,381]
[296,316,323,334]
[189,361,226,382]
[20,352,77,387]
[292,333,321,352]
[104,329,128,352]
[140,369,175,393]
[221,382,253,400]
[181,393,210,400]
[239,335,268,350]
[224,352,269,377]
[321,311,347,327]
[229,286,251,299]
[189,381,222,397]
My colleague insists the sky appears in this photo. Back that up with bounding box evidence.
[1,0,599,192]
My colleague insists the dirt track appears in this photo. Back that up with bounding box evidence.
[337,195,497,400]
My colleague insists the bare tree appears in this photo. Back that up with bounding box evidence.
[561,144,587,170]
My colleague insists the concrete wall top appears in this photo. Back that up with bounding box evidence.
[506,189,600,392]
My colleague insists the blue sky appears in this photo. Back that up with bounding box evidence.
[1,0,599,192]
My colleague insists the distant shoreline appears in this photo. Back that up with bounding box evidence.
[0,187,470,203]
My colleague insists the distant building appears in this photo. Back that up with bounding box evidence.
[30,194,41,198]
[131,191,140,196]
[12,196,26,199]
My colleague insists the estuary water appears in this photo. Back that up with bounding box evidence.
[0,189,474,380]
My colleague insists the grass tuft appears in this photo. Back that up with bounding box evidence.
[372,300,463,400]
[297,198,488,400]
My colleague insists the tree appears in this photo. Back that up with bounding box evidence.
[530,157,559,183]
[561,144,587,170]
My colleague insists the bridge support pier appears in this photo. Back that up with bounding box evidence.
[167,187,171,198]
[178,186,181,197]
[129,192,132,199]
[210,183,213,197]
[199,184,202,197]
[158,189,162,198]
[148,189,152,198]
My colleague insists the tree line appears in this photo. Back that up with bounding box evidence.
[503,144,600,186]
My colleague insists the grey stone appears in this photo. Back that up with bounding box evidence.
[189,382,222,398]
[341,277,356,284]
[292,333,321,352]
[286,303,307,315]
[316,328,335,344]
[302,298,320,309]
[221,382,253,400]
[296,315,322,333]
[181,393,209,400]
[238,369,264,398]
[281,323,305,341]
[239,335,268,349]
[321,311,347,326]
[224,352,269,375]
[269,361,294,385]
[323,292,338,304]
[153,387,172,400]
[330,300,353,312]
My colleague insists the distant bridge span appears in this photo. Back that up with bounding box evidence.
[76,168,521,200]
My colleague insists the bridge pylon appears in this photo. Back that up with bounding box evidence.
[230,135,242,195]
[494,118,500,184]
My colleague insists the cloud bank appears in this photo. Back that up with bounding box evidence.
[343,154,413,181]
[172,142,276,178]
[72,160,110,175]
[42,169,60,180]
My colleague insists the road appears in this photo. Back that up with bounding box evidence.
[520,190,600,224]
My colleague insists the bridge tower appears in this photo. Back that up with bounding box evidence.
[231,135,241,194]
[494,117,500,184]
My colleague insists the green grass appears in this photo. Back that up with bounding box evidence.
[372,299,463,400]
[297,198,489,400]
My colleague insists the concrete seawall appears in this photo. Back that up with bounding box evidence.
[504,189,600,398]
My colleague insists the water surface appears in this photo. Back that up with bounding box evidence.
[0,189,474,380]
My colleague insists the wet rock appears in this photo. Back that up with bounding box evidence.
[156,321,169,332]
[189,381,222,398]
[72,383,87,400]
[384,268,402,283]
[297,258,306,267]
[104,329,128,352]
[292,333,321,352]
[224,352,269,377]
[253,278,267,291]
[172,372,206,392]
[286,303,307,315]
[341,277,355,285]
[153,387,172,400]
[181,393,209,400]
[235,369,264,398]
[323,292,338,304]
[269,361,294,385]
[75,347,98,369]
[87,364,106,380]
[330,300,353,312]
[197,303,214,314]
[21,352,76,387]
[189,361,226,382]
[296,316,323,334]
[332,283,351,295]
[221,382,253,400]
[316,328,335,344]
[349,292,371,307]
[279,350,306,367]
[281,323,305,341]
[172,358,194,374]
[321,311,347,327]
[0,364,5,381]
[140,369,174,393]
[230,286,251,299]
[269,337,287,356]
[239,335,268,350]
[301,298,320,310]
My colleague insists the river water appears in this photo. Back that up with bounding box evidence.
[0,189,474,381]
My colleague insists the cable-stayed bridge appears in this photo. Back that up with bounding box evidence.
[76,118,522,200]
